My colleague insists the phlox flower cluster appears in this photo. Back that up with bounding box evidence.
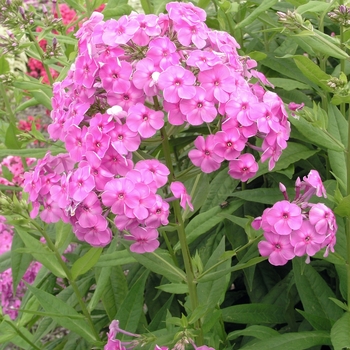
[252,170,337,266]
[105,320,214,350]
[23,1,288,252]
[0,155,36,187]
[0,216,41,319]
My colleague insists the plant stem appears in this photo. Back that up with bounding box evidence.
[26,31,54,86]
[158,113,203,344]
[0,84,17,125]
[2,318,41,350]
[28,220,100,342]
[346,106,350,307]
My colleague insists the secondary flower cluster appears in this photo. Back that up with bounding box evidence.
[0,216,41,319]
[105,320,214,350]
[24,1,289,251]
[253,170,337,266]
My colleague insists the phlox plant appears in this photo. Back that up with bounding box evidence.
[0,0,349,349]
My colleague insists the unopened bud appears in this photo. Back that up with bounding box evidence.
[18,6,26,19]
[6,0,11,6]
[52,37,57,49]
[42,4,47,14]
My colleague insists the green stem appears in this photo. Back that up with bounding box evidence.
[0,84,17,125]
[26,31,54,86]
[340,23,346,116]
[155,96,203,344]
[160,230,179,267]
[28,220,100,341]
[2,318,41,350]
[182,173,201,221]
[346,106,350,307]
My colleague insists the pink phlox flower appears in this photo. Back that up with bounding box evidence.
[99,57,132,93]
[68,166,95,202]
[102,146,134,176]
[74,218,112,247]
[74,54,99,88]
[75,192,103,228]
[145,194,170,228]
[64,101,90,132]
[107,83,145,112]
[102,16,139,46]
[166,2,206,25]
[224,92,259,127]
[114,214,139,231]
[126,103,164,138]
[95,44,125,62]
[189,135,223,173]
[309,203,336,235]
[106,105,127,125]
[131,13,161,46]
[135,160,170,188]
[104,319,126,350]
[157,66,196,103]
[109,123,141,155]
[146,37,180,70]
[186,50,221,71]
[89,113,115,134]
[176,21,208,49]
[170,181,194,211]
[65,125,88,162]
[79,151,113,191]
[23,171,42,202]
[50,173,71,209]
[128,226,159,254]
[76,11,104,41]
[288,102,305,111]
[260,144,282,171]
[213,129,246,161]
[207,30,240,53]
[228,153,258,182]
[163,100,186,126]
[301,170,327,199]
[290,220,325,258]
[265,200,302,235]
[258,232,295,266]
[133,58,161,97]
[180,86,217,126]
[85,126,111,158]
[102,177,136,215]
[39,173,60,196]
[40,196,66,224]
[250,69,274,88]
[252,104,281,134]
[198,64,236,103]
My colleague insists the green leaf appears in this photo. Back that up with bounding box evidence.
[329,297,349,312]
[71,248,103,280]
[15,227,66,278]
[26,284,98,345]
[235,0,278,29]
[331,312,350,350]
[297,1,332,14]
[55,221,73,251]
[289,116,344,152]
[102,0,132,19]
[12,80,53,96]
[175,199,244,250]
[230,188,292,205]
[140,0,153,14]
[101,265,128,321]
[95,249,136,267]
[334,195,350,217]
[31,90,52,110]
[156,283,188,294]
[0,251,11,273]
[293,258,343,330]
[198,256,266,283]
[153,0,168,14]
[292,55,332,92]
[251,142,317,181]
[200,166,240,213]
[228,325,280,340]
[268,78,310,91]
[0,148,53,158]
[240,331,331,350]
[116,269,149,338]
[148,295,174,332]
[222,303,287,324]
[5,124,22,149]
[197,236,230,313]
[129,248,186,283]
[0,56,10,74]
[328,105,348,193]
[11,232,32,293]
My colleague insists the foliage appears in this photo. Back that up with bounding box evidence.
[0,0,349,349]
